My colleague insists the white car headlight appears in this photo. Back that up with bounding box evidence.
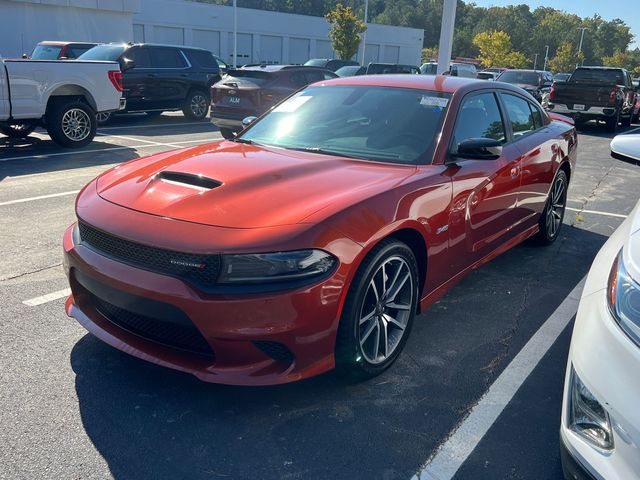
[568,367,614,450]
[608,249,640,347]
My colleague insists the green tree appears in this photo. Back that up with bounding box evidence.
[325,4,367,60]
[602,49,640,72]
[547,42,584,73]
[473,31,528,68]
[421,47,438,63]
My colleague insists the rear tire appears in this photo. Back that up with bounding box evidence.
[606,112,619,133]
[46,99,96,148]
[0,123,36,139]
[335,239,419,381]
[532,170,568,246]
[182,90,209,120]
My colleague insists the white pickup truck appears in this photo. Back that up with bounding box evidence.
[0,57,125,147]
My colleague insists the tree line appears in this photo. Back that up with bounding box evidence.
[202,0,639,73]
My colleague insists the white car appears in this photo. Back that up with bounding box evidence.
[1,56,124,147]
[560,135,640,479]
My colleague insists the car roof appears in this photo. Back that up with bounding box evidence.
[321,74,485,93]
[103,42,211,52]
[38,41,97,46]
[240,64,331,72]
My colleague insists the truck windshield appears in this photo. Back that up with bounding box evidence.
[239,85,450,165]
[78,45,126,61]
[570,69,624,85]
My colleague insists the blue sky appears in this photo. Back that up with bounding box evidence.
[471,0,639,48]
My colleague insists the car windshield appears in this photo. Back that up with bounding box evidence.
[239,85,450,165]
[31,45,62,59]
[420,63,438,75]
[78,44,126,61]
[498,71,540,86]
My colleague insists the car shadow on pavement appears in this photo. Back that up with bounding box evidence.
[70,225,608,480]
[575,121,637,139]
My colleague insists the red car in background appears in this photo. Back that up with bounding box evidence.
[27,41,99,60]
[209,65,337,139]
[63,76,577,385]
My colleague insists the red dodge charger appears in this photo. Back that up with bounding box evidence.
[63,75,577,385]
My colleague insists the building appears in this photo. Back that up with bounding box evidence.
[0,0,423,65]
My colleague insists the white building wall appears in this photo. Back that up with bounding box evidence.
[0,0,137,58]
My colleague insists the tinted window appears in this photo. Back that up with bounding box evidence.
[78,44,126,61]
[185,49,217,69]
[241,86,451,165]
[498,71,541,86]
[502,94,535,137]
[31,45,63,59]
[289,71,308,87]
[128,47,152,68]
[421,63,437,75]
[149,48,186,68]
[304,59,328,67]
[570,68,624,85]
[304,70,330,84]
[65,45,95,59]
[223,69,272,86]
[452,93,506,150]
[530,102,544,129]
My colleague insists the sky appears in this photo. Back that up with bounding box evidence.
[471,0,639,48]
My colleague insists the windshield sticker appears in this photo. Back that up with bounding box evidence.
[274,95,312,113]
[420,96,449,108]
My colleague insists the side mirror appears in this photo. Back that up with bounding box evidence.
[611,134,640,164]
[242,116,257,127]
[22,53,28,59]
[452,138,503,161]
[120,57,136,72]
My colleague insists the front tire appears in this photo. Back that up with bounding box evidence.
[46,100,96,148]
[606,112,619,133]
[182,90,209,120]
[0,123,36,139]
[336,239,419,380]
[532,170,568,245]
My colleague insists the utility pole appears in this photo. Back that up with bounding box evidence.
[577,27,588,68]
[533,53,539,71]
[361,0,369,65]
[233,0,237,68]
[437,0,457,75]
[543,45,549,71]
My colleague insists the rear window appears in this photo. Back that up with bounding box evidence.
[223,69,273,86]
[31,45,62,60]
[570,69,624,85]
[78,44,126,61]
[184,49,218,69]
[65,46,95,59]
[304,59,328,67]
[498,71,540,86]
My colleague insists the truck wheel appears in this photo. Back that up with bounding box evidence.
[0,123,36,139]
[606,113,619,133]
[182,90,209,120]
[46,100,96,148]
[621,113,632,128]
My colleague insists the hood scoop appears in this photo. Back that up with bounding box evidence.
[156,171,223,190]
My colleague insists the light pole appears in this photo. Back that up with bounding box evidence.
[361,0,369,65]
[577,27,588,67]
[232,0,237,68]
[437,0,457,75]
[543,45,549,71]
[533,53,539,71]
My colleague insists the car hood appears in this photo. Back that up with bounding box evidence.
[96,141,415,228]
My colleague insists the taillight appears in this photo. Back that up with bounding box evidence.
[609,87,617,104]
[549,84,555,101]
[108,70,123,92]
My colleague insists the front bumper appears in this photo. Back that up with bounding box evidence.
[63,222,355,385]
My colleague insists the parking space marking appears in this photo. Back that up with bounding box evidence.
[95,132,183,148]
[412,277,586,480]
[0,190,80,207]
[566,206,627,219]
[98,121,209,131]
[22,288,71,306]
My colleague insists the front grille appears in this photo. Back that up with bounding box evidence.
[78,222,221,287]
[253,341,294,364]
[89,292,215,359]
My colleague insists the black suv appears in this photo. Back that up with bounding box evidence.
[79,43,221,123]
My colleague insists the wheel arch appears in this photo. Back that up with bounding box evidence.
[46,84,97,113]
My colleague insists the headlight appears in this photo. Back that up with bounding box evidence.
[218,249,337,284]
[607,249,640,347]
[568,367,614,450]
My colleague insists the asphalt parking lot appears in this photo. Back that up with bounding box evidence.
[1,113,639,480]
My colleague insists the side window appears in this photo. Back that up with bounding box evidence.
[452,92,506,151]
[127,47,151,68]
[502,94,535,138]
[149,48,187,68]
[529,101,544,129]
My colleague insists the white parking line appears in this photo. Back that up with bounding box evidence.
[95,132,183,148]
[98,121,209,131]
[0,190,80,207]
[23,288,71,306]
[412,276,586,480]
[566,206,627,219]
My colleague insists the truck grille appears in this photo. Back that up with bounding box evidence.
[78,222,221,287]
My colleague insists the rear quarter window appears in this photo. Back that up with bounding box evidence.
[185,49,218,69]
[149,48,187,68]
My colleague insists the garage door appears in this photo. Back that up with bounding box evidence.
[289,38,309,64]
[154,26,184,46]
[384,46,399,63]
[316,40,334,59]
[228,32,252,65]
[133,24,144,43]
[260,35,282,64]
[192,30,220,55]
[364,44,379,64]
